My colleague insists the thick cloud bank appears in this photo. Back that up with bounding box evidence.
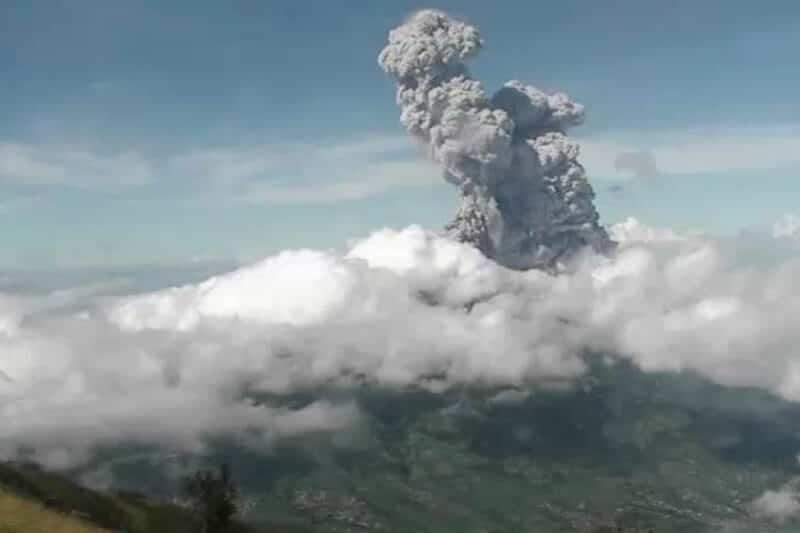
[378,10,613,270]
[2,219,800,467]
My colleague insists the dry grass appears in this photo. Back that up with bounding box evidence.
[0,489,106,533]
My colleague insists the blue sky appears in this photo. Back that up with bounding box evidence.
[2,0,799,269]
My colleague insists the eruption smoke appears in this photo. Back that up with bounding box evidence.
[3,9,800,472]
[379,10,613,270]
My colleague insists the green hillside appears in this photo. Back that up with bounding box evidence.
[0,461,254,533]
[6,362,800,532]
[0,489,105,533]
[120,361,799,533]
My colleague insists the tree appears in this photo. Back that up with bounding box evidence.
[181,463,239,533]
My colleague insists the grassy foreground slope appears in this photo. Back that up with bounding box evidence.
[0,461,312,533]
[0,461,248,533]
[0,489,104,533]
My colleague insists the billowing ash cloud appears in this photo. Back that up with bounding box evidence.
[1,9,798,472]
[378,9,613,270]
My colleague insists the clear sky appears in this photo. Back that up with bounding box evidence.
[2,0,799,269]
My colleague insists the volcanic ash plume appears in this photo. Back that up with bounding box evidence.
[379,10,613,270]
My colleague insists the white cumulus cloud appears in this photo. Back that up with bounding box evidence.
[752,486,800,523]
[3,220,800,468]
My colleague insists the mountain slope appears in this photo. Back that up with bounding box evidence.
[9,361,800,532]
[0,489,105,533]
[168,362,800,532]
[0,461,250,533]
